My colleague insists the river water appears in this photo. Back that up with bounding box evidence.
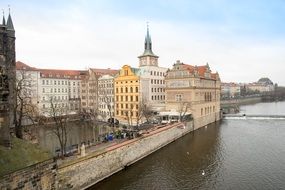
[90,101,285,190]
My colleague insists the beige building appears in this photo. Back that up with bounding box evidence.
[221,82,241,98]
[165,60,221,129]
[80,68,118,113]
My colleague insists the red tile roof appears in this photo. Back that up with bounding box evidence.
[180,63,218,80]
[16,61,38,71]
[90,68,119,76]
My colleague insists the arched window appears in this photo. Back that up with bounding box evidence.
[125,87,128,93]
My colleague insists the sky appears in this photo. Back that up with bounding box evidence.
[1,0,285,85]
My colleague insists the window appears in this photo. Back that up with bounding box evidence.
[54,81,56,85]
[42,80,45,85]
[201,108,203,116]
[124,69,128,75]
[126,96,128,101]
[151,79,153,84]
[175,94,182,101]
[136,96,138,101]
[131,96,133,101]
[126,104,128,109]
[136,87,138,92]
[125,87,128,93]
[43,104,45,109]
[116,88,118,93]
[121,87,123,93]
[130,87,133,93]
[42,88,45,93]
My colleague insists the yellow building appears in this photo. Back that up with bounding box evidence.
[114,65,140,126]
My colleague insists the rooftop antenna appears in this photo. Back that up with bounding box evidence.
[8,4,10,13]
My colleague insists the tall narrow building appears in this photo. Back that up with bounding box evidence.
[0,12,16,147]
[138,26,167,111]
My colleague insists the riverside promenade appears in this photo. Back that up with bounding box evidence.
[57,121,193,189]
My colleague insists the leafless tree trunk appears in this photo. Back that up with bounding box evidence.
[178,101,191,122]
[14,70,38,139]
[45,97,69,158]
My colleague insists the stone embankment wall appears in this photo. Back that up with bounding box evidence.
[194,112,220,129]
[221,97,262,105]
[58,122,193,189]
[0,159,57,190]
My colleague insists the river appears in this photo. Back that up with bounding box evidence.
[90,101,285,190]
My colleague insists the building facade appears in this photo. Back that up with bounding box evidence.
[221,82,241,98]
[165,60,221,129]
[98,74,116,121]
[15,62,86,116]
[80,68,118,114]
[114,65,140,125]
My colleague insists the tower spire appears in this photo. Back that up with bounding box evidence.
[138,23,159,67]
[6,5,14,31]
[2,9,5,25]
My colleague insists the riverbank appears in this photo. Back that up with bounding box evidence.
[221,96,262,106]
[221,97,262,114]
[57,121,193,189]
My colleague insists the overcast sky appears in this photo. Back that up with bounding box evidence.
[1,0,285,85]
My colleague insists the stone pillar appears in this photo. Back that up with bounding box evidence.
[80,143,86,157]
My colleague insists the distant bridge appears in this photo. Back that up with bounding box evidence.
[223,114,285,120]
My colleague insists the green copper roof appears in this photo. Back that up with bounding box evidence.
[139,26,158,58]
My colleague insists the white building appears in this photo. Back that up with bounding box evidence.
[16,61,86,116]
[98,74,116,121]
[138,27,168,111]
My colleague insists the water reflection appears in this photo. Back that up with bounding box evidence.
[89,101,285,190]
[37,121,112,155]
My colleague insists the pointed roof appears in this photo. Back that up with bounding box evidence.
[139,25,158,58]
[7,13,14,31]
[2,13,5,26]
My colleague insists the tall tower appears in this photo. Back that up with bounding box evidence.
[138,25,159,67]
[0,11,16,147]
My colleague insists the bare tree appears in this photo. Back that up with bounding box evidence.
[14,70,38,139]
[45,96,69,158]
[178,101,192,122]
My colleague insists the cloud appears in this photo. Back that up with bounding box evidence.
[2,0,285,85]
